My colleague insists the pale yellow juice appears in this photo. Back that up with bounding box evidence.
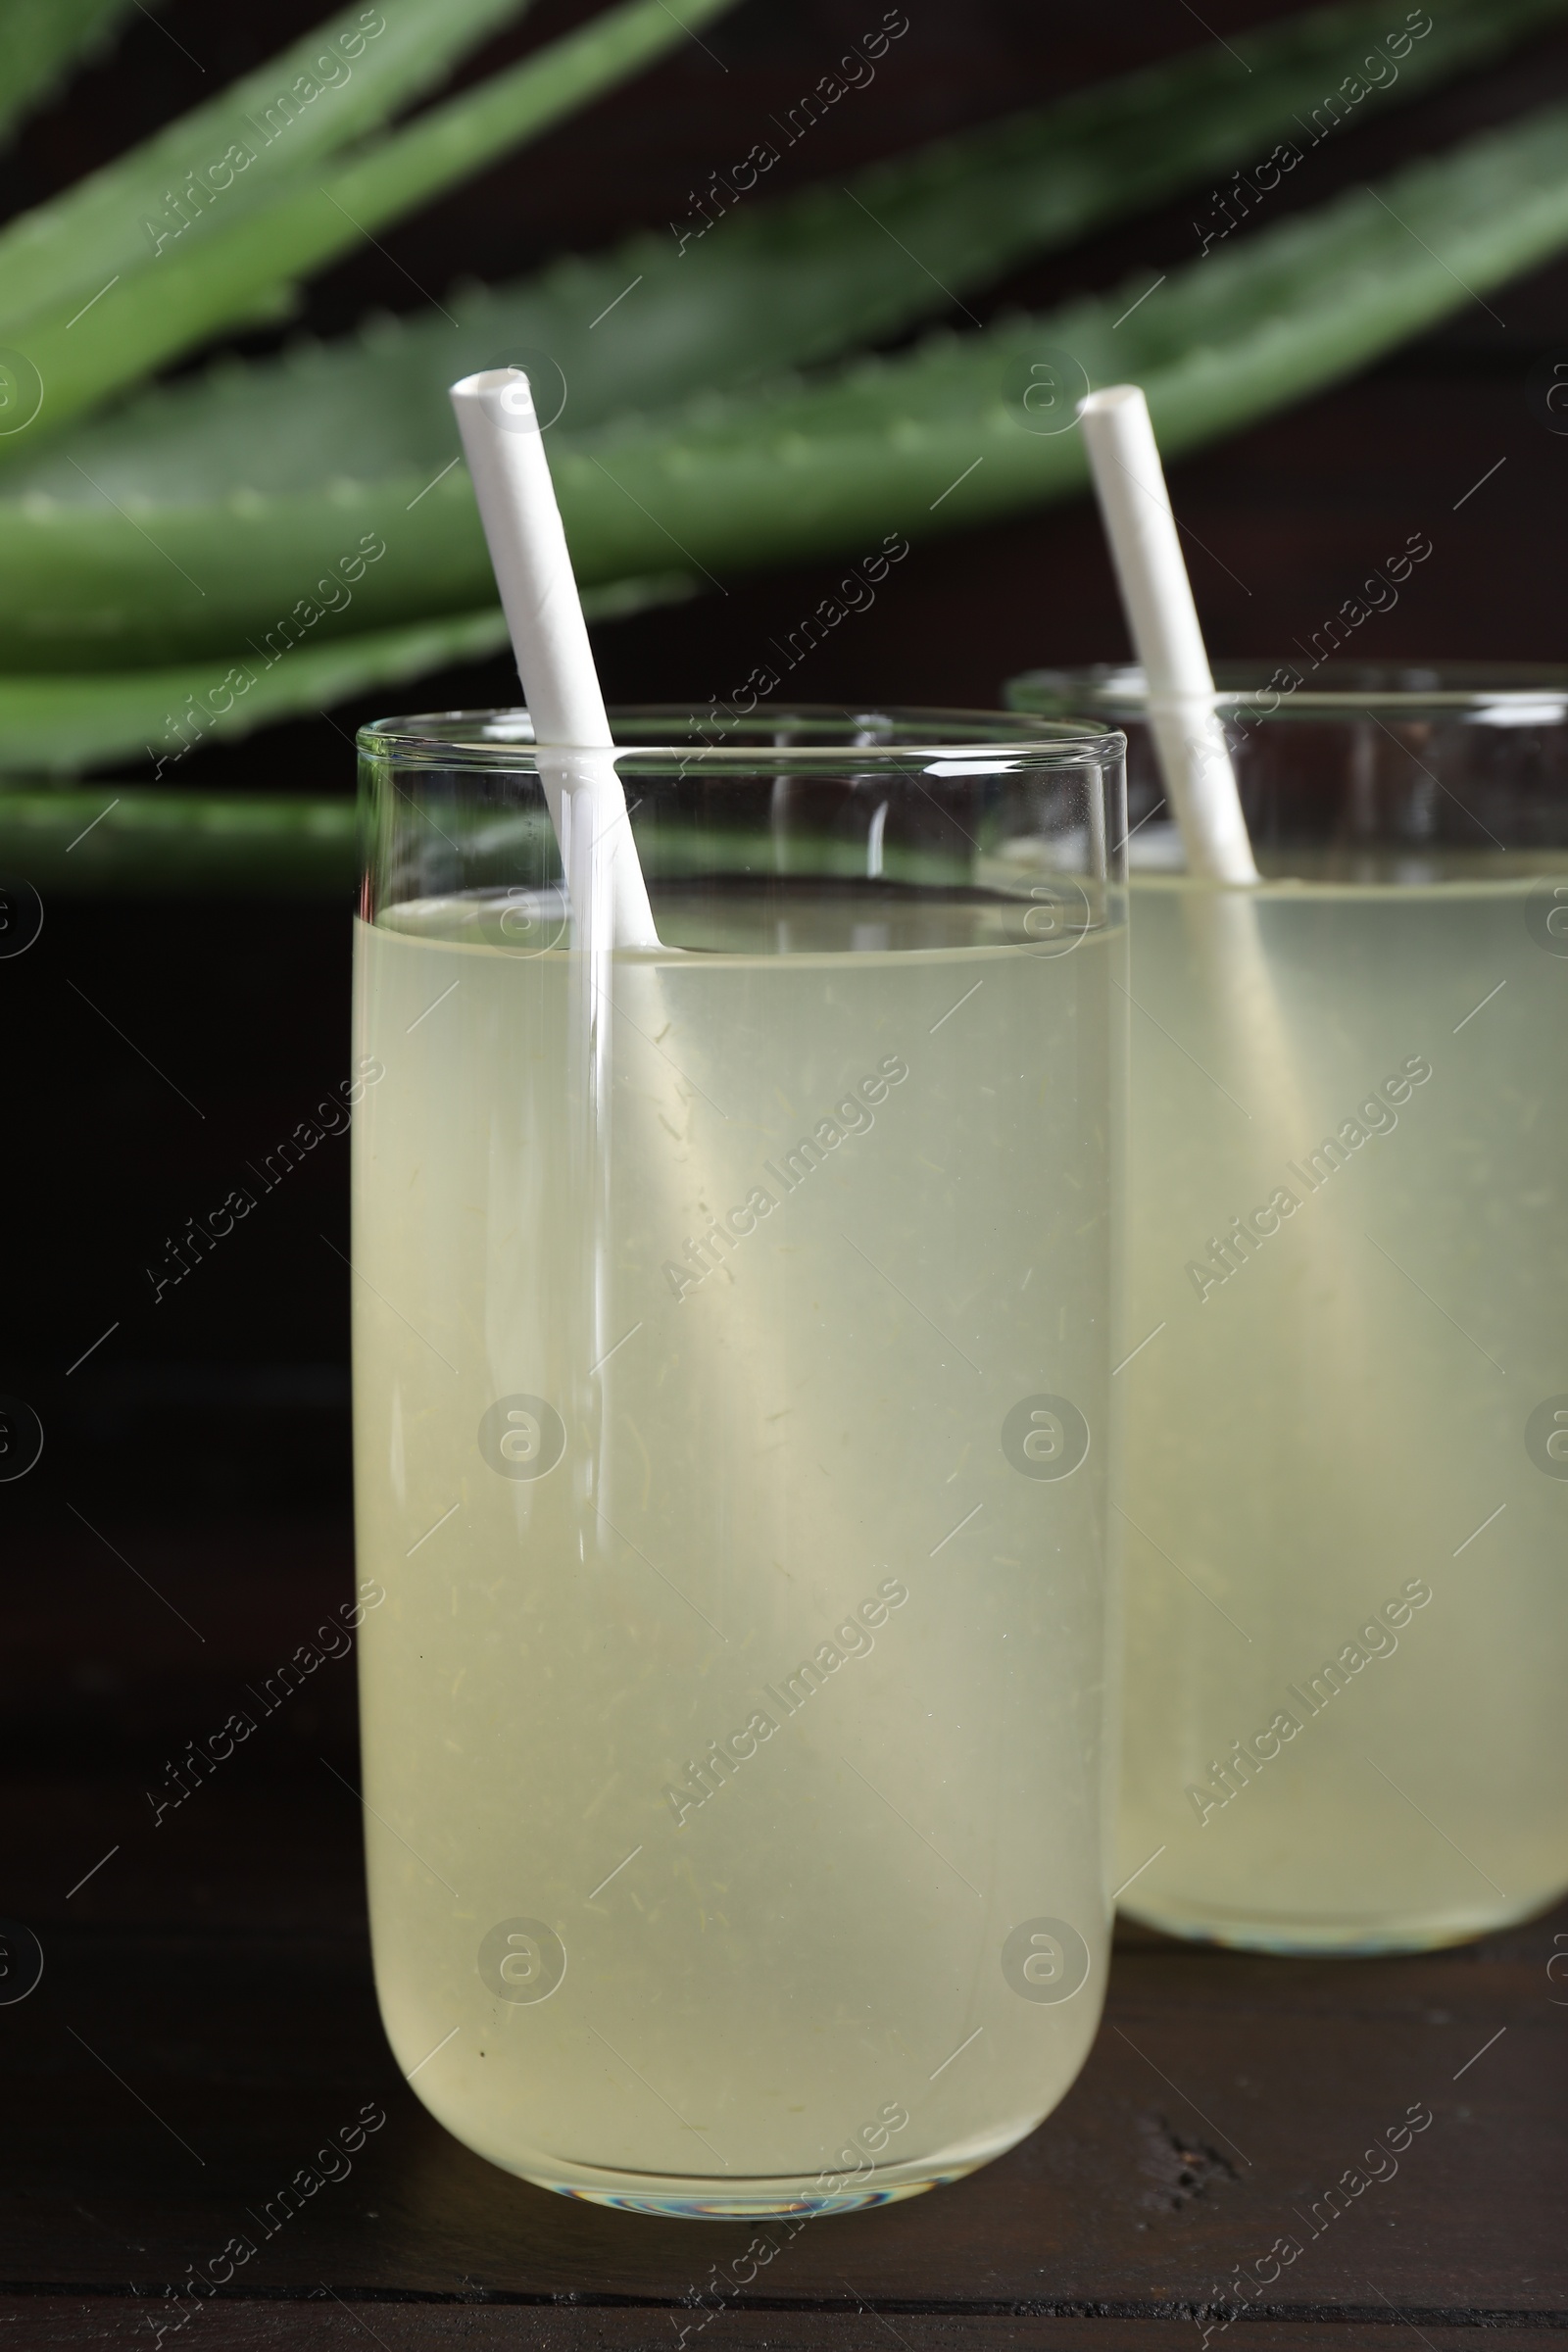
[351,884,1119,2211]
[1118,867,1568,1949]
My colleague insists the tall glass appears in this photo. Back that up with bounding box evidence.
[351,707,1126,2212]
[1008,662,1568,1953]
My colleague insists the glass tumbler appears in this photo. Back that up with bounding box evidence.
[1008,662,1568,1953]
[350,706,1127,2213]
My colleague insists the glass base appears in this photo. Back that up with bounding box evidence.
[1121,1883,1565,1956]
[512,2132,1019,2217]
[539,2172,956,2218]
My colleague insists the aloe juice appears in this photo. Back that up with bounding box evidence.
[1117,867,1568,1951]
[351,884,1119,2212]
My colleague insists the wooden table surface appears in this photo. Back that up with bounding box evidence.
[5,1514,1565,2350]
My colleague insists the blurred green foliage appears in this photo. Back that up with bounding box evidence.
[0,0,1564,870]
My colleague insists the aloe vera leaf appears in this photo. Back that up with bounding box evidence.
[0,570,697,773]
[1,95,1563,684]
[0,787,358,895]
[0,0,1552,679]
[0,0,137,143]
[0,0,740,457]
[8,0,1558,511]
[0,0,539,339]
[0,607,509,774]
[529,95,1568,577]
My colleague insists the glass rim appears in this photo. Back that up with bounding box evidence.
[1008,662,1568,715]
[357,702,1125,768]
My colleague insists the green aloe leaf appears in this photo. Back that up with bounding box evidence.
[4,0,1566,785]
[0,0,1558,677]
[0,608,507,775]
[2,92,1565,692]
[0,0,739,457]
[0,787,358,895]
[7,0,1557,500]
[0,0,537,339]
[531,100,1568,583]
[0,0,136,144]
[0,571,696,775]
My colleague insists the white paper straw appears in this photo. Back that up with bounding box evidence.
[1077,384,1258,885]
[450,368,659,947]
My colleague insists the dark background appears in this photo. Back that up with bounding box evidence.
[7,0,1568,1882]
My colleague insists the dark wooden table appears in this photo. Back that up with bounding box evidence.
[6,1513,1564,2349]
